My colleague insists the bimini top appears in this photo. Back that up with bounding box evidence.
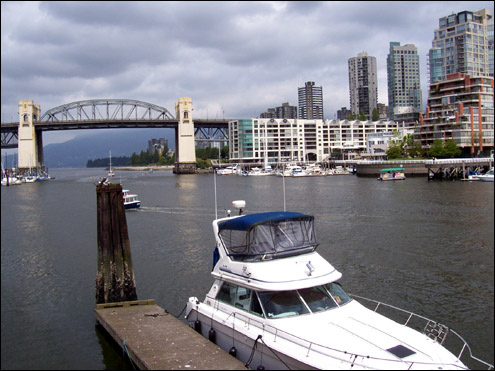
[218,211,318,261]
[380,168,404,172]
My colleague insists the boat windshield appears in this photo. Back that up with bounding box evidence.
[218,212,317,261]
[216,282,352,319]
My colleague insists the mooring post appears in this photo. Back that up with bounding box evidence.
[95,181,137,304]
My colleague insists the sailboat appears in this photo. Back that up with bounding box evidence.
[108,150,115,177]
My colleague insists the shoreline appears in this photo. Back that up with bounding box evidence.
[113,165,174,171]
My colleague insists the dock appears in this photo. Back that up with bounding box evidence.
[95,299,246,370]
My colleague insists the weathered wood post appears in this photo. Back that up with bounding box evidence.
[95,181,137,304]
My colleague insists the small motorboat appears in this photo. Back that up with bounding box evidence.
[122,189,141,209]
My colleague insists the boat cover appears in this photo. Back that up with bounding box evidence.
[218,212,317,260]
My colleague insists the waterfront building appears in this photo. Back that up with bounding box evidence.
[419,73,494,156]
[260,102,297,119]
[364,132,396,160]
[488,15,494,77]
[228,118,398,163]
[428,9,492,85]
[387,42,422,122]
[348,52,378,120]
[323,119,399,160]
[298,81,324,119]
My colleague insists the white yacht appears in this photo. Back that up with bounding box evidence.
[477,167,494,182]
[216,164,240,175]
[186,201,492,370]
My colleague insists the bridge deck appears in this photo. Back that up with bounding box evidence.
[94,299,245,370]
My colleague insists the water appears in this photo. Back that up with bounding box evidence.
[1,168,494,369]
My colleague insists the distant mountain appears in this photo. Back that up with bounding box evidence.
[43,128,175,168]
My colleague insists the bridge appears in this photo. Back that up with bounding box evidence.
[1,98,230,174]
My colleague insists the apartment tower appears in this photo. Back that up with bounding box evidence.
[298,81,324,119]
[348,52,378,120]
[428,9,492,84]
[387,42,422,122]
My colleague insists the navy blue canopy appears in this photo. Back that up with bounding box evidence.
[218,211,313,231]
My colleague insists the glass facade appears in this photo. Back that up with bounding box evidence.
[387,42,422,121]
[428,9,492,84]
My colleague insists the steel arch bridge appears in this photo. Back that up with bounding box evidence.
[40,99,175,122]
[1,99,230,148]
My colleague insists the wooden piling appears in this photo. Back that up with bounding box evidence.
[95,181,137,304]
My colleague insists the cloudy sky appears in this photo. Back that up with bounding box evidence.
[1,1,493,145]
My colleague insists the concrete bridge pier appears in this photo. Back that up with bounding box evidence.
[17,100,44,172]
[173,97,197,174]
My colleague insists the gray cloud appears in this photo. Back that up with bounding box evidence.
[2,1,493,135]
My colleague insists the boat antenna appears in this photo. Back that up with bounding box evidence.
[214,167,218,220]
[282,164,286,211]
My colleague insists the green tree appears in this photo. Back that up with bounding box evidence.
[152,149,160,164]
[408,141,425,158]
[372,108,380,121]
[358,110,367,121]
[346,112,357,120]
[386,144,403,159]
[443,139,461,158]
[429,139,445,158]
[220,146,229,160]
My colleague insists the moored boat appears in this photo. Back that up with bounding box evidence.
[378,167,406,181]
[185,201,492,370]
[476,167,494,182]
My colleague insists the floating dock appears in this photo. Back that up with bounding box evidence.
[95,299,246,370]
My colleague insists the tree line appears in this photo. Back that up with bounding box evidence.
[386,135,460,160]
[86,145,229,168]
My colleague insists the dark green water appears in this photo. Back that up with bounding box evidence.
[1,168,493,369]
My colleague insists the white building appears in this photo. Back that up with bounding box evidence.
[228,118,399,163]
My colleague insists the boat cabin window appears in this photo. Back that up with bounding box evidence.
[325,283,352,306]
[258,291,310,318]
[298,286,338,312]
[217,282,263,317]
[216,282,352,319]
[218,212,318,262]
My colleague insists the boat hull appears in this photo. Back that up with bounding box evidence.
[186,307,316,370]
[124,201,141,209]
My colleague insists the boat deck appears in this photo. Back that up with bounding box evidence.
[94,299,246,370]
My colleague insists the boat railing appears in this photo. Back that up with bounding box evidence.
[220,304,493,370]
[349,293,494,370]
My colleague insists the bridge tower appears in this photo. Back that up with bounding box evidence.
[173,97,196,174]
[17,100,44,172]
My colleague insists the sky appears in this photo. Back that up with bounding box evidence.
[1,1,494,146]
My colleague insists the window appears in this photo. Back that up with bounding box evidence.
[299,286,337,312]
[258,290,309,318]
[325,283,352,306]
[217,282,263,317]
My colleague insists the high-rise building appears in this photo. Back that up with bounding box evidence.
[260,102,297,119]
[387,42,422,122]
[428,9,492,84]
[348,52,378,120]
[336,107,352,120]
[488,15,494,77]
[298,81,324,119]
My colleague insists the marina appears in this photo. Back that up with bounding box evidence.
[1,168,493,369]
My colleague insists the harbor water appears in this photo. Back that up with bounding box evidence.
[1,168,494,369]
